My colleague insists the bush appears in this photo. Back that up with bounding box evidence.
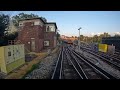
[0,32,18,46]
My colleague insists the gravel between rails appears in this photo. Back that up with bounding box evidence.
[25,51,59,79]
[74,47,120,79]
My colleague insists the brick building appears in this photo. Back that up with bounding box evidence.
[17,18,58,52]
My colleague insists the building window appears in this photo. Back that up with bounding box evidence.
[46,26,55,32]
[46,26,54,32]
[8,51,11,56]
[34,21,40,25]
[46,26,50,32]
[19,23,23,26]
[44,41,50,46]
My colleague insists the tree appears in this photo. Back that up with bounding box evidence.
[97,32,111,43]
[87,37,93,43]
[103,32,111,37]
[0,14,9,39]
[56,32,60,40]
[80,35,84,41]
[93,35,98,42]
[40,17,47,22]
[75,36,77,38]
[0,14,10,46]
[56,32,61,44]
[114,34,120,37]
[4,31,18,40]
[12,13,39,27]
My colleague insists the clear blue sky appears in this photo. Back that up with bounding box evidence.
[1,11,120,36]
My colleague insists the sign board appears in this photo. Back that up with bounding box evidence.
[98,44,108,53]
[107,45,115,54]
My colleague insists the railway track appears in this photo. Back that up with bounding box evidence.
[68,47,117,79]
[52,44,117,79]
[52,45,87,79]
[83,44,120,60]
[51,47,63,79]
[80,46,120,70]
[89,47,120,61]
[62,47,82,79]
[65,47,88,79]
[66,48,106,79]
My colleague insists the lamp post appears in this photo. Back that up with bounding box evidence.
[78,27,82,50]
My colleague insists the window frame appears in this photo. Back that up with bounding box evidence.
[46,25,55,32]
[44,40,50,46]
[19,23,24,26]
[34,21,41,26]
[8,51,11,57]
[46,26,50,32]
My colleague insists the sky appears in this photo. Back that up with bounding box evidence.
[1,11,120,37]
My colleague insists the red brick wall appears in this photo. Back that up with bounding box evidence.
[18,22,44,52]
[44,32,56,49]
[17,21,57,52]
[38,39,44,51]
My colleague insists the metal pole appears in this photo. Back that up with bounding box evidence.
[78,27,81,51]
[79,29,80,50]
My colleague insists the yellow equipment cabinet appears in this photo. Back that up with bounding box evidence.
[19,44,25,58]
[13,45,19,61]
[18,44,25,58]
[0,44,25,74]
[98,44,108,53]
[0,47,6,73]
[4,45,14,64]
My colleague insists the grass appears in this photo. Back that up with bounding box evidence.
[51,46,59,54]
[5,46,60,79]
[21,64,39,79]
[5,53,47,79]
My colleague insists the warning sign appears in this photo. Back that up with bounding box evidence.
[98,44,108,53]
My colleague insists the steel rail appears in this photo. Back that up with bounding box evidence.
[70,48,117,79]
[80,47,120,70]
[51,47,63,79]
[65,49,84,79]
[66,48,88,79]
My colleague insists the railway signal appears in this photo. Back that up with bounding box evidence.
[78,27,82,51]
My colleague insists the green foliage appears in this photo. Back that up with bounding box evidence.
[114,34,120,37]
[0,14,9,38]
[57,32,60,40]
[0,14,10,46]
[78,32,111,43]
[21,64,39,79]
[12,13,48,28]
[0,32,18,46]
[80,35,84,41]
[93,35,98,42]
[12,13,39,27]
[40,17,47,22]
[4,31,18,40]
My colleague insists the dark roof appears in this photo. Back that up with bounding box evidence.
[19,17,46,24]
[102,37,120,40]
[19,18,58,29]
[46,22,58,29]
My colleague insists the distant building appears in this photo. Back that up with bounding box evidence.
[17,18,58,52]
[60,35,78,44]
[102,37,120,51]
